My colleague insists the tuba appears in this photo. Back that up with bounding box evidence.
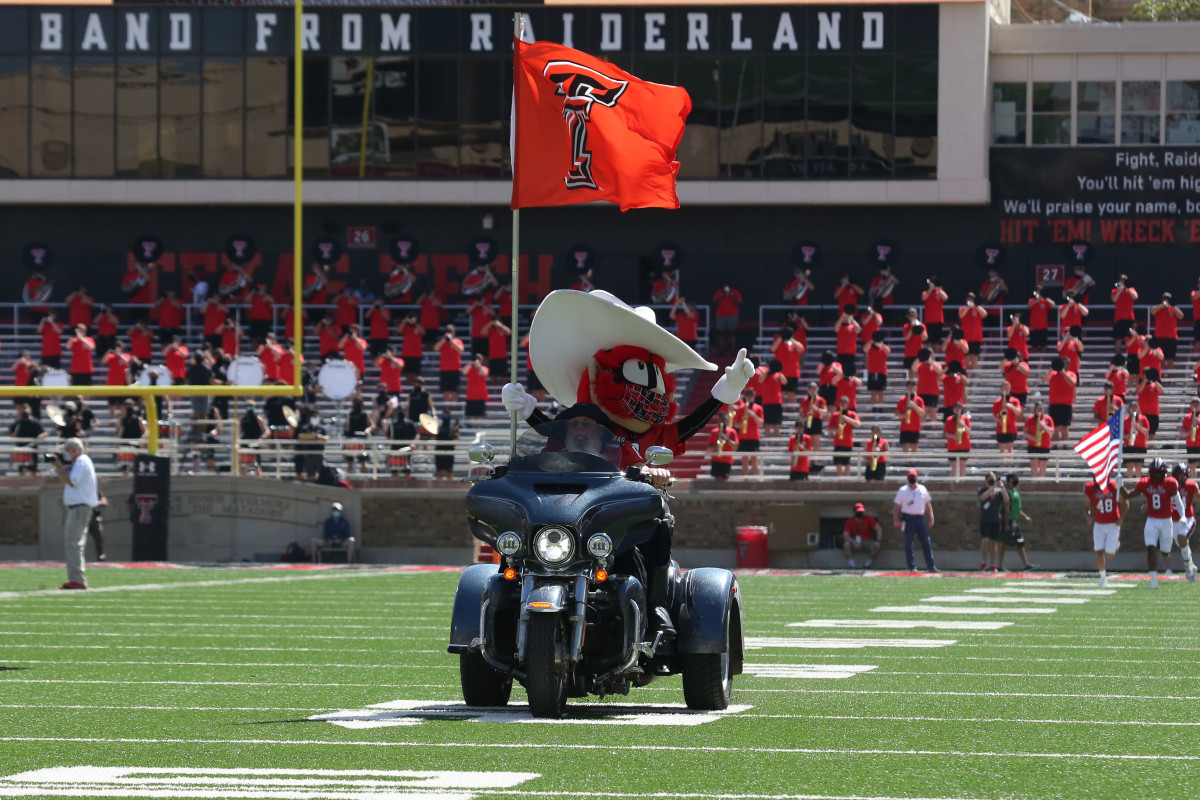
[784,277,809,303]
[302,269,327,299]
[121,265,150,296]
[22,277,52,305]
[652,272,679,305]
[460,268,496,298]
[219,268,249,298]
[385,267,416,299]
[869,270,897,305]
[981,277,1004,304]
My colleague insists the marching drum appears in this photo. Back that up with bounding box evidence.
[317,359,358,401]
[41,369,70,388]
[227,355,264,387]
[137,365,173,387]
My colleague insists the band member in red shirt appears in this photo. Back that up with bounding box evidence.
[93,305,119,358]
[485,316,511,382]
[104,343,130,388]
[419,289,444,345]
[340,324,369,377]
[1044,356,1078,442]
[911,348,943,422]
[1025,400,1054,478]
[732,388,763,477]
[335,287,359,329]
[706,412,739,482]
[1106,355,1130,401]
[68,326,96,386]
[1057,325,1084,375]
[1058,291,1088,336]
[902,319,926,371]
[1183,397,1200,471]
[467,298,493,358]
[201,297,228,350]
[433,324,465,402]
[128,320,154,363]
[1007,312,1029,361]
[385,262,417,304]
[1085,474,1126,587]
[121,259,155,311]
[787,420,813,480]
[37,312,64,369]
[398,313,424,377]
[860,332,889,408]
[979,268,1008,308]
[800,381,828,451]
[669,297,700,348]
[65,286,94,331]
[769,323,805,404]
[958,294,987,370]
[833,273,864,312]
[1151,292,1184,369]
[862,425,889,483]
[816,351,843,406]
[1121,458,1182,589]
[217,263,250,302]
[278,340,302,386]
[942,362,968,418]
[868,267,899,309]
[943,328,969,373]
[163,336,189,381]
[834,305,861,378]
[256,332,283,382]
[1091,381,1123,426]
[757,360,785,438]
[283,306,307,345]
[896,379,925,454]
[302,263,332,306]
[376,346,405,408]
[152,290,184,346]
[843,502,882,567]
[315,314,343,362]
[1112,274,1139,350]
[1122,398,1150,479]
[859,303,883,346]
[463,353,490,419]
[712,283,742,352]
[1169,462,1198,581]
[922,277,948,350]
[830,394,861,478]
[1027,286,1054,353]
[783,268,814,307]
[365,299,391,357]
[1137,367,1164,441]
[992,381,1023,462]
[246,285,275,342]
[1123,325,1146,377]
[220,317,244,357]
[944,401,972,478]
[1000,349,1030,406]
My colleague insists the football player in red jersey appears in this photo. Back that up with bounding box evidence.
[1169,463,1198,582]
[1122,457,1184,588]
[1085,474,1126,587]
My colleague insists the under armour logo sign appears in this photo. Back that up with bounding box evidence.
[573,251,588,270]
[544,61,629,191]
[984,248,1000,265]
[801,247,816,264]
[1072,245,1088,261]
[140,242,156,260]
[875,245,891,262]
[232,240,248,259]
[135,493,158,524]
[660,250,676,268]
[475,243,491,261]
[136,460,157,476]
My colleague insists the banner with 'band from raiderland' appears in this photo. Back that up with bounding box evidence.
[991,148,1200,249]
[2,3,939,56]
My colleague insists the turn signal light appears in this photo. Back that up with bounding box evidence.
[595,569,608,583]
[503,568,517,581]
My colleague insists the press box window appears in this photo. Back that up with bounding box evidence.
[1030,82,1070,146]
[1076,81,1115,145]
[1121,80,1160,145]
[991,82,1026,145]
[1166,80,1200,144]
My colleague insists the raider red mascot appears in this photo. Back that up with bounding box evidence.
[503,289,754,636]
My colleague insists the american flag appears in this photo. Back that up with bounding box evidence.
[1075,409,1123,485]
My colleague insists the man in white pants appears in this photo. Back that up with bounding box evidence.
[1085,474,1126,587]
[1170,462,1198,581]
[1122,458,1183,589]
[54,437,98,590]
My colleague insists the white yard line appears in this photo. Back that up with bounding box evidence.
[963,588,1115,596]
[1004,581,1136,589]
[919,596,1090,604]
[0,571,408,601]
[744,637,956,650]
[6,660,455,670]
[787,620,1011,630]
[872,606,1057,614]
[0,736,1196,761]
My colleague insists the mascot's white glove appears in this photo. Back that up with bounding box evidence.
[711,348,755,405]
[502,382,538,418]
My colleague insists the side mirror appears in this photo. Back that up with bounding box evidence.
[468,443,496,464]
[645,446,673,467]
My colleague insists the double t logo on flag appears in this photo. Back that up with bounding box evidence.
[510,37,692,212]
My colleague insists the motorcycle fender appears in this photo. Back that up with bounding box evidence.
[447,563,502,653]
[676,568,745,673]
[523,583,568,613]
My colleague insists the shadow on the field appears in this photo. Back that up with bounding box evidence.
[0,666,28,671]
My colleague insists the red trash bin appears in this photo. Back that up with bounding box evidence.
[735,525,769,568]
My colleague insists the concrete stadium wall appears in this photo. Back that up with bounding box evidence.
[0,477,1161,572]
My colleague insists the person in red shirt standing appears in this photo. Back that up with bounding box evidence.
[912,348,943,422]
[154,290,185,346]
[670,297,700,348]
[247,285,275,343]
[859,303,882,348]
[800,381,828,451]
[103,342,131,417]
[163,336,189,382]
[944,401,972,478]
[992,381,1022,462]
[1105,355,1130,402]
[283,306,307,346]
[467,299,493,358]
[1064,264,1095,305]
[12,350,38,411]
[462,353,491,419]
[862,425,889,483]
[868,267,899,310]
[1183,397,1200,472]
[1136,336,1163,380]
[68,326,95,386]
[943,328,969,373]
[434,324,465,402]
[398,313,425,377]
[863,331,891,408]
[256,332,283,382]
[833,274,864,313]
[38,313,64,369]
[895,380,925,454]
[712,282,742,352]
[1112,275,1139,352]
[979,268,1008,308]
[1169,462,1198,581]
[1136,367,1164,441]
[93,305,119,358]
[220,317,243,358]
[770,323,805,405]
[922,278,948,351]
[376,346,405,410]
[1044,356,1078,442]
[758,361,785,438]
[783,268,815,307]
[1092,381,1123,425]
[902,319,927,372]
[65,286,94,332]
[121,259,156,317]
[957,294,987,371]
[1058,292,1088,337]
[787,420,813,480]
[706,413,738,482]
[217,264,250,303]
[834,305,861,378]
[816,352,843,406]
[302,263,332,306]
[1001,349,1030,406]
[1122,398,1150,479]
[1190,276,1200,355]
[1006,312,1029,361]
[315,313,343,362]
[128,320,154,364]
[1085,475,1126,587]
[830,394,861,478]
[732,388,763,477]
[1123,325,1146,377]
[335,288,359,330]
[1150,292,1183,369]
[842,502,882,568]
[1025,400,1054,478]
[278,339,302,386]
[1027,286,1054,353]
[419,289,444,346]
[1121,458,1182,589]
[1057,325,1084,375]
[484,316,511,383]
[340,324,368,377]
[941,362,968,419]
[201,297,228,350]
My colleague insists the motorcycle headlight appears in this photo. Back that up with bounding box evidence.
[496,532,521,556]
[587,533,613,559]
[533,527,574,565]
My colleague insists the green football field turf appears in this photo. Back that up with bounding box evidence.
[1,564,1197,800]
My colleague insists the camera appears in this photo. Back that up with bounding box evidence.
[43,452,63,464]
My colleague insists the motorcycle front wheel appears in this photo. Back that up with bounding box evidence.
[524,614,568,718]
[459,651,512,707]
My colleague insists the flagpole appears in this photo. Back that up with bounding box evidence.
[509,11,524,456]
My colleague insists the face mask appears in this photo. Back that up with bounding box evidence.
[908,477,917,485]
[854,512,864,519]
[332,510,341,518]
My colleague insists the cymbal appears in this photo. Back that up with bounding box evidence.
[419,413,439,435]
[46,404,65,427]
[282,405,299,427]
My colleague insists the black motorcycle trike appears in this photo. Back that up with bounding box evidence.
[447,419,745,718]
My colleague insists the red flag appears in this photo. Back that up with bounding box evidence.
[511,38,691,212]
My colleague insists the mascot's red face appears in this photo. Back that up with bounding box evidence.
[580,345,678,434]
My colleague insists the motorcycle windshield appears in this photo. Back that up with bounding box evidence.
[508,419,622,474]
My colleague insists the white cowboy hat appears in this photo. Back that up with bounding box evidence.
[529,290,715,406]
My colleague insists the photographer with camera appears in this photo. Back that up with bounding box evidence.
[53,438,97,589]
